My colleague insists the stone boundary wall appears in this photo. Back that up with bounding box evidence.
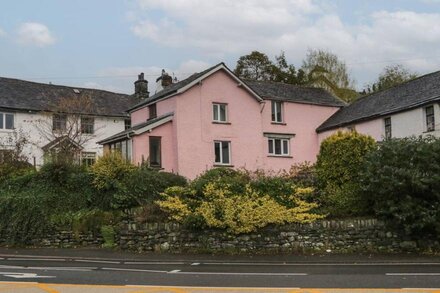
[2,219,439,253]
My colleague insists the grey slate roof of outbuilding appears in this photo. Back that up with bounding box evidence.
[97,112,174,144]
[317,70,440,132]
[0,77,137,117]
[245,80,346,107]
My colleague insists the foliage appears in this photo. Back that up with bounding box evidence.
[101,225,116,248]
[360,136,440,237]
[0,130,34,182]
[364,64,417,94]
[315,131,377,217]
[157,168,321,234]
[113,166,187,210]
[301,49,358,102]
[90,152,136,192]
[234,51,306,84]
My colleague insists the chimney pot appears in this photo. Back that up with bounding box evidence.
[134,72,149,99]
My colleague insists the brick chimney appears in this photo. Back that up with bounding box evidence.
[155,69,173,93]
[134,72,149,99]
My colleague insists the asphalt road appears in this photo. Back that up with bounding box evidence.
[0,249,439,291]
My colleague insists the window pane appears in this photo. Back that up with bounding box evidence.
[214,142,221,163]
[282,140,289,155]
[0,113,3,129]
[271,101,276,121]
[274,139,281,155]
[268,139,273,154]
[276,102,282,122]
[222,142,230,164]
[213,104,219,121]
[219,105,226,121]
[149,137,161,167]
[5,114,13,129]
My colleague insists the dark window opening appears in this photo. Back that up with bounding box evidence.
[149,104,157,120]
[149,136,161,168]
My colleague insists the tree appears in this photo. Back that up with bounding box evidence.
[302,49,358,102]
[234,51,274,81]
[364,64,417,94]
[271,51,307,85]
[36,94,101,163]
[315,131,377,217]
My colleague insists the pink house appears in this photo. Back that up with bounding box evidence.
[99,63,345,179]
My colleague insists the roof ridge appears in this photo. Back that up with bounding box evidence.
[0,76,129,96]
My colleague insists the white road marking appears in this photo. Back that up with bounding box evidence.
[75,259,120,264]
[191,263,200,266]
[0,265,96,272]
[387,273,440,276]
[168,270,181,273]
[169,271,307,276]
[6,258,66,262]
[124,261,186,265]
[101,267,168,273]
[0,272,55,279]
[202,262,440,266]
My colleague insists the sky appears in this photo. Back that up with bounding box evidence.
[1,0,440,94]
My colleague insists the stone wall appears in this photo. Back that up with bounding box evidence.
[2,219,439,253]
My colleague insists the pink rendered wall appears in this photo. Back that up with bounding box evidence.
[317,118,384,144]
[130,98,176,125]
[174,70,264,179]
[262,102,340,168]
[172,70,342,179]
[132,121,176,171]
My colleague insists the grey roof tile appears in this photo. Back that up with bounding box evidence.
[317,70,440,132]
[0,77,138,117]
[245,80,346,107]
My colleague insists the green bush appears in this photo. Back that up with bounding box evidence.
[113,167,187,210]
[191,168,250,197]
[315,131,377,217]
[360,136,440,237]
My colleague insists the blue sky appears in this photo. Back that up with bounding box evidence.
[1,0,440,93]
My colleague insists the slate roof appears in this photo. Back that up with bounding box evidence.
[98,112,174,144]
[129,63,225,111]
[245,80,346,107]
[317,70,440,132]
[0,77,138,117]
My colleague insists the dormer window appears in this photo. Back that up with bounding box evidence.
[271,101,283,123]
[149,104,157,120]
[213,103,227,123]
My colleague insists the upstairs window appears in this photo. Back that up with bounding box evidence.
[149,104,157,120]
[213,103,227,122]
[271,101,283,123]
[81,116,94,134]
[124,119,131,130]
[426,105,435,132]
[268,138,290,156]
[384,117,392,139]
[214,141,231,165]
[0,113,14,130]
[52,114,67,131]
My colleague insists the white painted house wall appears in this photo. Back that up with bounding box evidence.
[0,110,126,168]
[318,103,440,143]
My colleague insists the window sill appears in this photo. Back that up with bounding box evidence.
[212,121,231,125]
[213,164,234,168]
[267,155,293,158]
[423,129,436,133]
[271,122,286,125]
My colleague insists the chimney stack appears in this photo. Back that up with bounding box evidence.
[155,69,174,93]
[134,72,149,99]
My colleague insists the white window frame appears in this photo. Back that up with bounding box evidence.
[271,101,283,123]
[0,112,14,130]
[425,105,435,132]
[384,117,392,139]
[212,103,228,123]
[214,140,231,165]
[268,137,290,156]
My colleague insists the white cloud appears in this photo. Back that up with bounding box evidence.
[17,22,55,47]
[0,27,5,37]
[130,1,440,86]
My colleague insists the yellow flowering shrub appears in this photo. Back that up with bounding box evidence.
[157,182,322,234]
